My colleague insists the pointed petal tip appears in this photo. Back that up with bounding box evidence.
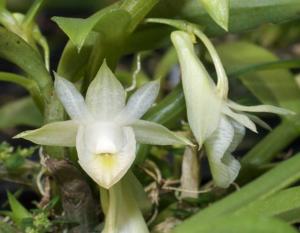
[13,133,23,139]
[53,71,61,80]
[249,124,258,134]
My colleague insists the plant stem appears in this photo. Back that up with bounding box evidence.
[45,158,99,233]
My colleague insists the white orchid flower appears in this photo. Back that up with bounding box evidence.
[15,61,192,189]
[171,30,293,188]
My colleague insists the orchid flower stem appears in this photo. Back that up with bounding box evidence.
[126,53,141,92]
[145,18,229,98]
[192,28,229,98]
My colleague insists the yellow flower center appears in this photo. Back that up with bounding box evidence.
[96,153,117,169]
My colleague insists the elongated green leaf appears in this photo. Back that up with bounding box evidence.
[175,214,297,233]
[23,0,45,27]
[0,28,51,95]
[57,34,96,81]
[217,41,300,113]
[236,187,300,223]
[7,192,32,226]
[143,85,185,127]
[228,59,300,77]
[198,0,229,30]
[173,154,300,232]
[169,0,300,35]
[120,0,159,32]
[127,0,300,52]
[0,97,42,129]
[52,8,130,51]
[136,86,185,163]
[154,47,177,80]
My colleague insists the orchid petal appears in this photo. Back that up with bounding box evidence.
[227,100,294,115]
[115,81,160,125]
[54,73,92,122]
[85,61,126,120]
[205,117,241,188]
[228,119,245,152]
[131,120,192,146]
[171,31,223,146]
[246,113,272,131]
[223,105,257,133]
[14,120,78,147]
[76,125,136,189]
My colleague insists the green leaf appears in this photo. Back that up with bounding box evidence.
[174,214,297,233]
[0,27,52,96]
[120,0,159,32]
[241,119,299,167]
[7,192,32,226]
[52,8,131,51]
[216,41,300,113]
[228,59,300,77]
[23,0,45,27]
[173,154,300,232]
[154,47,177,80]
[236,187,300,223]
[197,0,229,30]
[127,0,300,52]
[0,97,43,129]
[136,86,185,163]
[57,35,96,81]
[177,0,300,35]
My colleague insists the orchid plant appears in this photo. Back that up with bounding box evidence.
[1,0,300,233]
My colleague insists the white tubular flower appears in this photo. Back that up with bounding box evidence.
[171,31,293,188]
[15,61,192,189]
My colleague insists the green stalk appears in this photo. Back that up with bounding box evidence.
[0,72,44,111]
